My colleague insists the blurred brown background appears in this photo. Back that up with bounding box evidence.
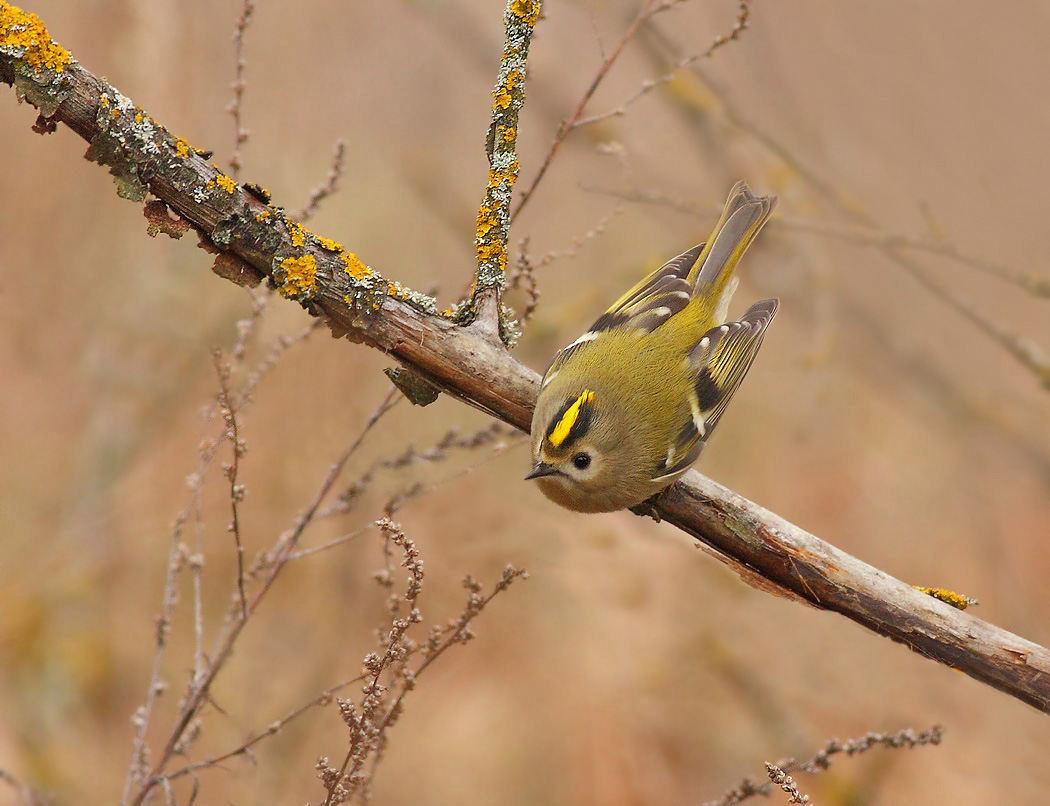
[2,1,1050,803]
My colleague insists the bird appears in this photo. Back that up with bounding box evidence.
[527,180,778,513]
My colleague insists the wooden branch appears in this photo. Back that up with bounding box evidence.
[3,2,1050,715]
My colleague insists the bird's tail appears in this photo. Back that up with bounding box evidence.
[689,181,777,322]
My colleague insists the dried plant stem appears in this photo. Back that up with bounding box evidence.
[781,215,1050,298]
[2,759,49,805]
[320,561,528,805]
[886,247,1050,389]
[707,726,943,806]
[120,312,323,805]
[129,389,400,806]
[764,764,809,805]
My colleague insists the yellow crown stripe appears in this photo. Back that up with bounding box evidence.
[548,389,595,447]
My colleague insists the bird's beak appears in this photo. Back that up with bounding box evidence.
[525,462,560,480]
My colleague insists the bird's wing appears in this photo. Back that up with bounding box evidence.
[541,245,704,380]
[651,297,779,482]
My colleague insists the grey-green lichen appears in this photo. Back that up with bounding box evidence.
[87,90,181,201]
[386,279,438,316]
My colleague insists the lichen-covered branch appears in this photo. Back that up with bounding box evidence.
[3,0,1050,715]
[455,0,542,342]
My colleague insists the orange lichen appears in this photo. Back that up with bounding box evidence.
[341,250,371,280]
[0,2,73,73]
[172,136,191,158]
[255,210,271,222]
[510,0,541,26]
[476,208,498,238]
[288,221,307,248]
[493,68,522,111]
[214,173,237,194]
[277,255,317,298]
[487,159,519,190]
[476,241,507,273]
[915,587,977,610]
[317,236,343,253]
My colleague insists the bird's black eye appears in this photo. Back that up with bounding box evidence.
[572,453,591,470]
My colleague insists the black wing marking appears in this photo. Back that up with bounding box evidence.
[652,298,778,481]
[589,243,704,335]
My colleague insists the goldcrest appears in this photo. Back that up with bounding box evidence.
[527,181,778,513]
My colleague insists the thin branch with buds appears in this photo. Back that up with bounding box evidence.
[227,0,255,177]
[318,535,528,805]
[706,726,944,806]
[213,349,249,619]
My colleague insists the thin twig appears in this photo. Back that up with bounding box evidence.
[512,0,749,224]
[227,0,255,177]
[161,673,366,782]
[143,317,321,773]
[213,350,249,620]
[316,420,512,519]
[887,247,1050,389]
[574,0,750,129]
[0,768,48,806]
[292,139,347,223]
[384,432,527,515]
